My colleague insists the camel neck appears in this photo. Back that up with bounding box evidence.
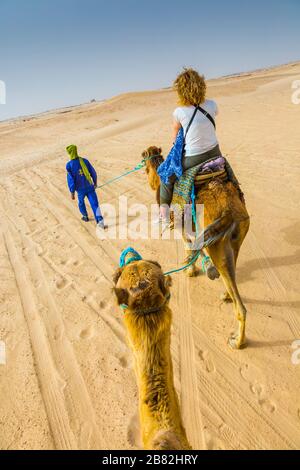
[124,306,189,449]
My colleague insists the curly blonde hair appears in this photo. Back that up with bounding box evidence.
[174,68,206,106]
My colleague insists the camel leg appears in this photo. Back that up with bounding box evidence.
[220,243,240,302]
[182,235,215,278]
[182,226,221,279]
[220,219,249,302]
[183,241,220,279]
[182,236,198,277]
[201,250,220,280]
[208,241,247,349]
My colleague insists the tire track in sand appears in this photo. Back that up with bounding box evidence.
[2,178,127,353]
[248,232,300,338]
[2,175,114,284]
[44,198,114,284]
[3,183,105,449]
[192,323,300,449]
[31,168,121,265]
[173,241,206,450]
[2,216,107,449]
[2,224,77,450]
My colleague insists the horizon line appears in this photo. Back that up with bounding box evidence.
[1,58,299,125]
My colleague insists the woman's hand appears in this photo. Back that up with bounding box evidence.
[173,119,182,142]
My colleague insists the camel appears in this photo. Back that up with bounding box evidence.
[113,258,191,450]
[142,146,250,349]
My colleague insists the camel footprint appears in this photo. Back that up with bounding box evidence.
[119,355,129,368]
[198,349,216,373]
[79,326,95,340]
[205,428,226,450]
[66,258,81,267]
[127,412,142,449]
[240,363,276,414]
[250,382,276,413]
[54,276,68,290]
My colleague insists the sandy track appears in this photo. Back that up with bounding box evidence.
[0,62,300,449]
[175,241,206,450]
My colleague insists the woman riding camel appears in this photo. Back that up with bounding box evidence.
[159,68,241,221]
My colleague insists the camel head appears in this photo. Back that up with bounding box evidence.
[113,260,171,317]
[142,146,164,192]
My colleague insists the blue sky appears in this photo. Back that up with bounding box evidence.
[0,0,299,120]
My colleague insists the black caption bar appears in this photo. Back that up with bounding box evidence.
[0,450,293,467]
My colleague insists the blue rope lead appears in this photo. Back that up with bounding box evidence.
[190,184,198,236]
[119,247,201,278]
[96,153,160,190]
[190,184,213,274]
[96,162,145,189]
[163,251,201,276]
[201,255,211,273]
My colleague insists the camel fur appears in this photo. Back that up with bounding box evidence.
[113,259,191,450]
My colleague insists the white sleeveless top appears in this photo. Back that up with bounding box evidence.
[173,100,219,157]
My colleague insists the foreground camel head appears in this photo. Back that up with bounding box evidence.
[142,147,164,196]
[113,259,171,316]
[113,260,191,450]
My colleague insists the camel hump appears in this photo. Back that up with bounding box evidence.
[199,179,249,225]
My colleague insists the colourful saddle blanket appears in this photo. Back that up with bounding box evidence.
[171,156,225,215]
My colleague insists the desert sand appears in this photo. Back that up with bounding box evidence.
[0,62,300,450]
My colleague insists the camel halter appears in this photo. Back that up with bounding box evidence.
[118,247,171,313]
[119,246,202,278]
[117,246,210,312]
[120,293,171,315]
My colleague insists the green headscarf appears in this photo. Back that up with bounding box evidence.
[66,145,93,185]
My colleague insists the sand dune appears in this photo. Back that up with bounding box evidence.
[0,62,300,450]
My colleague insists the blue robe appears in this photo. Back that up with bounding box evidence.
[66,158,103,222]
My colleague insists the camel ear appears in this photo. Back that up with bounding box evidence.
[158,274,172,295]
[165,275,172,288]
[112,268,123,285]
[113,287,129,306]
[158,147,162,155]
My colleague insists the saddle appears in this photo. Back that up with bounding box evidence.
[171,156,238,217]
[194,156,228,188]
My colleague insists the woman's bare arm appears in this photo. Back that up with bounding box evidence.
[173,119,182,142]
